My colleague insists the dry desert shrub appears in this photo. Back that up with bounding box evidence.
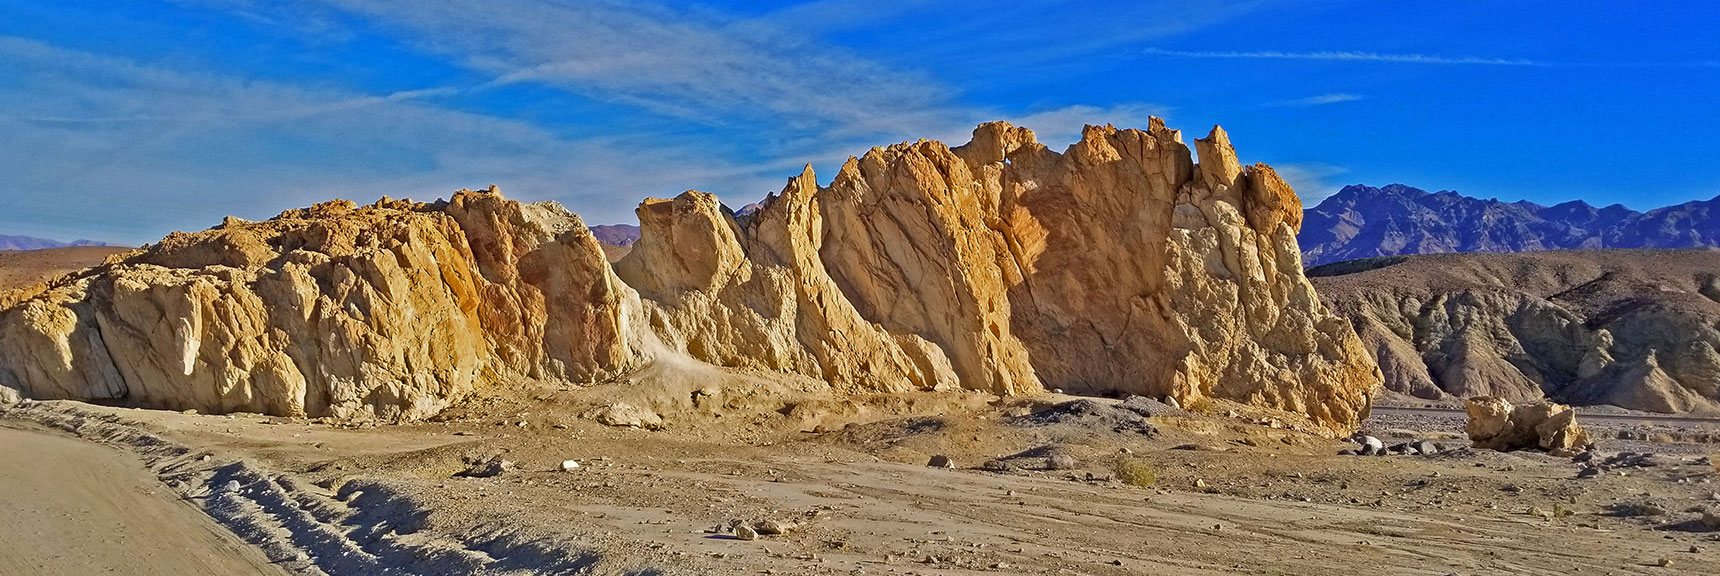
[1183,397,1215,414]
[1113,457,1157,488]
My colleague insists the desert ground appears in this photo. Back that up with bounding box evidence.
[3,373,1718,576]
[0,245,130,292]
[0,421,290,575]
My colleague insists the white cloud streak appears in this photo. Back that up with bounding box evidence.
[0,36,782,243]
[1143,47,1720,69]
[1267,93,1363,107]
[1143,47,1545,66]
[1272,162,1350,203]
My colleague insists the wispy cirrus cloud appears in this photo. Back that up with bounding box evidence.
[0,35,786,243]
[1267,93,1363,108]
[5,0,1227,244]
[1143,47,1720,69]
[1143,47,1546,66]
[1271,162,1350,203]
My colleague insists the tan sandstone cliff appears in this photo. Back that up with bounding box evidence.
[0,119,1381,434]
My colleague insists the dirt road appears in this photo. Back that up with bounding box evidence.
[0,422,290,576]
[1373,405,1720,429]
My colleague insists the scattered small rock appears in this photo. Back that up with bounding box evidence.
[560,460,581,471]
[591,402,663,429]
[456,455,515,478]
[733,524,759,541]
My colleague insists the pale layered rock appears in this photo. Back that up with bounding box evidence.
[0,189,636,420]
[613,172,961,394]
[819,139,1040,396]
[1465,396,1592,453]
[0,119,1381,433]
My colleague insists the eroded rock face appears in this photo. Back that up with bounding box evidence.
[1465,396,1592,453]
[617,119,1378,434]
[0,190,636,420]
[0,119,1381,434]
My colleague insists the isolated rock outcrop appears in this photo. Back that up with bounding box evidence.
[1312,250,1720,413]
[1465,396,1592,453]
[0,119,1381,434]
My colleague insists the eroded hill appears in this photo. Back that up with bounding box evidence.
[1312,249,1720,413]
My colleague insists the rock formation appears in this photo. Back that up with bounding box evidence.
[0,119,1382,434]
[1300,184,1720,266]
[1465,396,1592,453]
[0,191,636,420]
[1312,250,1720,413]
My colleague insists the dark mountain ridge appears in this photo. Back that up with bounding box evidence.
[1299,184,1720,266]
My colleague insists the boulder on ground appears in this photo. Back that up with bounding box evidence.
[592,402,663,429]
[1354,435,1384,455]
[0,385,18,407]
[1465,396,1592,453]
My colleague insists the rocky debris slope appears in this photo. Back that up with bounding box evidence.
[1311,249,1720,413]
[1299,183,1720,266]
[0,119,1380,434]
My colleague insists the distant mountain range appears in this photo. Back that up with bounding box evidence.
[587,224,641,247]
[1299,184,1720,266]
[0,235,113,251]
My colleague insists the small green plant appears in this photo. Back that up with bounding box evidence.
[1113,457,1157,488]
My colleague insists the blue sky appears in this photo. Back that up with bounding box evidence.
[2,1,1717,244]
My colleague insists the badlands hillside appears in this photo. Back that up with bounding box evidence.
[0,119,1379,434]
[1312,249,1720,414]
[1300,183,1720,266]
